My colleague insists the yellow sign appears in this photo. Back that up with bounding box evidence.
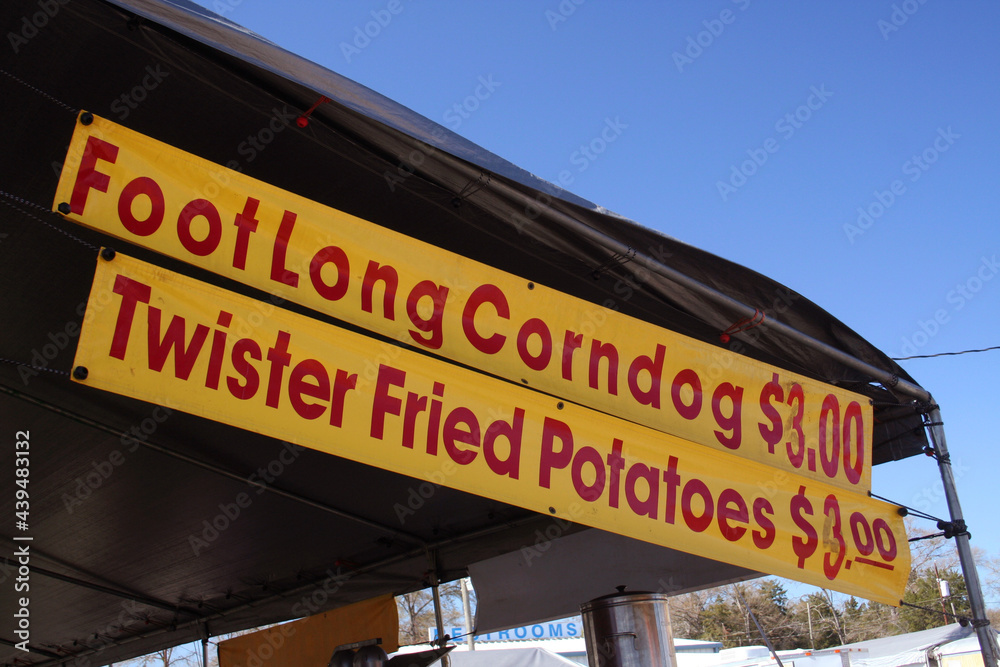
[72,253,909,604]
[217,595,398,667]
[54,112,873,492]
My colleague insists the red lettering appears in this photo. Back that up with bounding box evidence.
[309,245,350,302]
[606,439,625,509]
[819,395,841,479]
[227,338,261,399]
[370,364,405,439]
[539,417,573,488]
[625,463,659,519]
[118,177,165,236]
[588,340,619,395]
[443,407,480,465]
[627,344,665,408]
[361,261,398,320]
[109,275,151,360]
[288,359,330,420]
[407,280,448,349]
[752,497,775,549]
[572,446,606,502]
[758,372,783,454]
[205,311,232,390]
[232,197,260,270]
[270,210,299,287]
[463,284,509,354]
[330,369,357,428]
[177,199,222,256]
[717,488,748,541]
[662,456,680,524]
[146,309,209,380]
[517,318,552,372]
[681,478,713,532]
[69,136,119,214]
[401,392,427,449]
[426,382,445,456]
[264,331,292,408]
[843,401,865,485]
[671,369,702,420]
[712,382,743,450]
[561,331,583,381]
[484,409,523,479]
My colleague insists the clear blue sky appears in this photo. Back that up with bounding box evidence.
[191,0,1000,603]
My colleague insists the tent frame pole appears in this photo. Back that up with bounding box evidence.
[454,168,997,663]
[926,407,999,665]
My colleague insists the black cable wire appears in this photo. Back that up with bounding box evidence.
[893,345,1000,360]
[0,358,70,377]
[0,67,78,114]
[869,492,945,523]
[899,600,970,624]
[0,191,100,252]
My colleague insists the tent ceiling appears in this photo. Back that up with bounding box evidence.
[0,1,927,665]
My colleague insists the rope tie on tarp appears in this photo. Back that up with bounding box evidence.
[869,492,971,541]
[0,67,78,114]
[451,171,491,209]
[591,246,637,280]
[295,94,331,128]
[0,190,100,252]
[720,309,765,343]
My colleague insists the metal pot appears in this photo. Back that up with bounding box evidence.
[581,587,677,667]
[352,645,388,667]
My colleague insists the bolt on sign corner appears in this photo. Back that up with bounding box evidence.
[72,253,909,604]
[54,112,874,493]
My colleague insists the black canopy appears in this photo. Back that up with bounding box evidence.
[0,1,928,665]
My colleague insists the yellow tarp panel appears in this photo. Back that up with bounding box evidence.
[217,595,398,667]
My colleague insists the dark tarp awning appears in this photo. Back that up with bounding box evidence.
[0,0,928,665]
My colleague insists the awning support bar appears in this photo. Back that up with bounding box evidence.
[926,406,1000,665]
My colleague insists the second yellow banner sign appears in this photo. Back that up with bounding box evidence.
[72,253,909,604]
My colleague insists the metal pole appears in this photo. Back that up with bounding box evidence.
[428,552,451,667]
[460,578,475,651]
[734,587,784,667]
[935,565,948,626]
[926,405,999,666]
[806,602,814,650]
